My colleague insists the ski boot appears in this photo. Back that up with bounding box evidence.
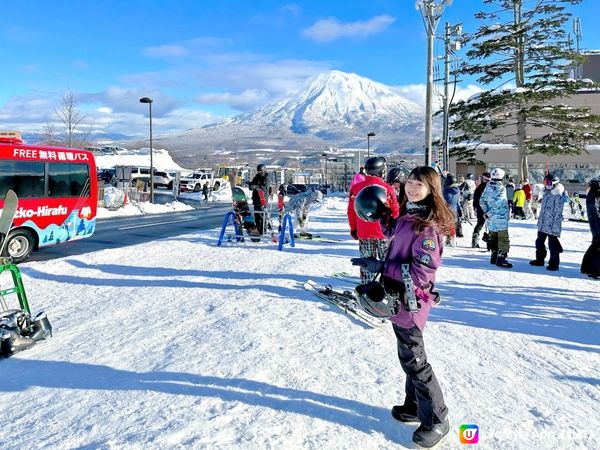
[529,259,544,266]
[490,251,498,265]
[496,252,513,268]
[412,418,450,448]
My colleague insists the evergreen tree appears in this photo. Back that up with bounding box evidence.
[448,0,600,180]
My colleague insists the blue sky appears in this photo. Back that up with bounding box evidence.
[0,0,596,138]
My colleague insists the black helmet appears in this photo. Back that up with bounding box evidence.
[364,156,386,177]
[386,167,407,184]
[257,164,266,172]
[588,178,599,193]
[444,173,458,188]
[466,173,474,180]
[544,173,559,184]
[355,281,399,318]
[354,184,389,222]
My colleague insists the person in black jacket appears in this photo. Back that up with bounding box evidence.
[581,178,600,278]
[472,172,491,248]
[250,164,270,234]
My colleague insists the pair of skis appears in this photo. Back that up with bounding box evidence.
[304,279,386,328]
[294,234,342,243]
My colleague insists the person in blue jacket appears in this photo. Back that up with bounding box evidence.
[480,168,512,268]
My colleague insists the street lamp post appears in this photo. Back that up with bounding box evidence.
[367,132,376,159]
[139,97,154,203]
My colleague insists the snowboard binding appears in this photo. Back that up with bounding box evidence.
[0,257,53,357]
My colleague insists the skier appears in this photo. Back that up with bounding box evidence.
[442,173,463,243]
[250,164,270,234]
[277,184,286,232]
[529,173,565,271]
[471,172,490,248]
[505,178,516,218]
[349,166,366,190]
[202,182,209,205]
[355,166,454,448]
[383,167,407,236]
[287,189,323,236]
[480,168,513,268]
[581,178,600,278]
[347,156,399,283]
[522,178,533,219]
[462,173,476,219]
[531,183,544,219]
[512,183,526,219]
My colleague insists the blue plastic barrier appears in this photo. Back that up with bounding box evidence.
[217,211,243,246]
[278,213,295,251]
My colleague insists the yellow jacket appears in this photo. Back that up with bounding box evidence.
[513,189,526,207]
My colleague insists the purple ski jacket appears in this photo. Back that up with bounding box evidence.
[383,213,444,331]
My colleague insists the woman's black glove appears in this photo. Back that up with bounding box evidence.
[351,257,384,273]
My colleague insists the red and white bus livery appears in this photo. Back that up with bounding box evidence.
[0,132,97,262]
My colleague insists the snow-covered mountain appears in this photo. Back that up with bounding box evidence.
[136,71,427,167]
[226,70,424,137]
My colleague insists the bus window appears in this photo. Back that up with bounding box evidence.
[48,163,90,197]
[0,161,45,199]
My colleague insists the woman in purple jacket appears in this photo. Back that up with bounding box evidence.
[382,166,455,448]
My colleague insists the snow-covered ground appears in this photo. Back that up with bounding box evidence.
[1,196,598,450]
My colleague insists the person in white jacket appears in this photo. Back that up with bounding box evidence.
[529,173,565,271]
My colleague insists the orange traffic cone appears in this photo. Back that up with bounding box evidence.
[123,192,128,205]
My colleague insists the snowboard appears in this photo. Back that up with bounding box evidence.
[304,280,387,328]
[232,187,261,242]
[0,190,18,257]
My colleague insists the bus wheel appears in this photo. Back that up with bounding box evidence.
[4,230,34,263]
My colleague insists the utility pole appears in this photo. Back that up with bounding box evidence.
[418,0,451,167]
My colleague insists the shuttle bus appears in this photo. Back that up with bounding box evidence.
[0,132,97,262]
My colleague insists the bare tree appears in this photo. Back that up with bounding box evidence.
[54,91,87,148]
[41,118,60,146]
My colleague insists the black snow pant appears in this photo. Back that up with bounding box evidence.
[253,204,264,234]
[581,238,600,278]
[535,231,562,267]
[393,324,448,427]
[472,212,486,244]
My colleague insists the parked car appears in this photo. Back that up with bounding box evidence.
[97,168,116,185]
[179,171,226,192]
[153,171,174,189]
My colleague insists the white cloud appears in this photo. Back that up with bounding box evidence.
[303,15,395,42]
[197,89,271,110]
[392,83,484,109]
[143,45,189,58]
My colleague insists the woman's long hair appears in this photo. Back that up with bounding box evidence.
[399,166,455,236]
